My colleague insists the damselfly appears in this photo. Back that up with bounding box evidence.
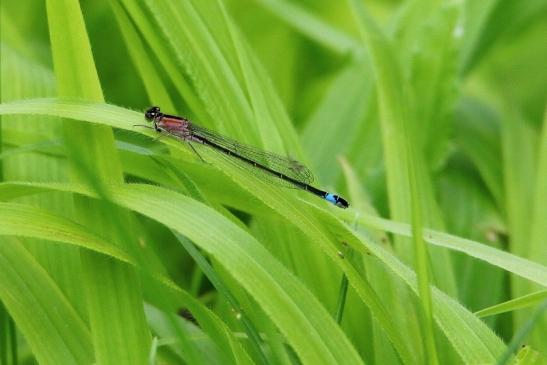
[142,106,349,208]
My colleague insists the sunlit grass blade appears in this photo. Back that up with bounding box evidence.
[0,239,94,364]
[118,0,206,118]
[496,299,547,365]
[354,231,506,363]
[0,174,506,364]
[0,173,512,364]
[347,1,439,363]
[526,108,547,348]
[0,202,131,262]
[0,180,365,364]
[172,231,269,364]
[358,213,547,288]
[45,0,151,363]
[511,345,547,365]
[475,291,547,318]
[0,182,257,364]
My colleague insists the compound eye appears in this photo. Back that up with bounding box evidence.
[145,106,161,120]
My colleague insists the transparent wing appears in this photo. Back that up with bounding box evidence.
[209,145,306,190]
[191,124,314,185]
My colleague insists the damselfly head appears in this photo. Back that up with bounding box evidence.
[145,106,162,121]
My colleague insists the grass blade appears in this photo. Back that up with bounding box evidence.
[45,0,151,363]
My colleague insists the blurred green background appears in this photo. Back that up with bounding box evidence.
[1,0,546,364]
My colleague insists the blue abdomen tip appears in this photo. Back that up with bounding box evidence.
[324,193,336,203]
[324,193,349,208]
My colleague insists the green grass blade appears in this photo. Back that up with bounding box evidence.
[337,159,507,363]
[356,233,507,363]
[496,300,547,365]
[145,0,254,138]
[251,0,359,54]
[0,178,510,364]
[526,108,547,347]
[301,61,374,183]
[98,184,365,364]
[173,231,269,365]
[347,1,438,363]
[0,202,131,262]
[359,214,547,288]
[475,291,547,318]
[0,196,254,365]
[0,302,17,365]
[109,0,175,111]
[454,98,504,207]
[0,239,94,364]
[511,345,547,365]
[118,0,207,119]
[7,182,366,364]
[461,0,546,74]
[45,0,151,363]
